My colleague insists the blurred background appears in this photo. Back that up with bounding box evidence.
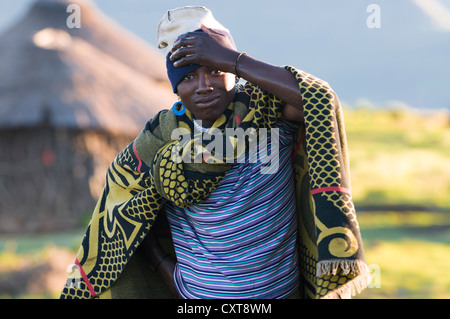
[0,0,448,298]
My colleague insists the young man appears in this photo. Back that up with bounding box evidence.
[143,6,305,299]
[61,6,369,299]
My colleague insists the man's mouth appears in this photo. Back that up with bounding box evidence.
[194,95,221,108]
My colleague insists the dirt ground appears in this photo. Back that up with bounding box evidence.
[0,246,76,298]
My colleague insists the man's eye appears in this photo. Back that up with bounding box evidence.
[211,69,222,75]
[183,74,194,80]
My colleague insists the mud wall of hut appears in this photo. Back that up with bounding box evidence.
[0,126,136,233]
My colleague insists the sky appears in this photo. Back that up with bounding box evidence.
[0,0,449,110]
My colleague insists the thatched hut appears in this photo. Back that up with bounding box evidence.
[0,0,176,233]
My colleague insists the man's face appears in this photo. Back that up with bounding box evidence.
[177,66,236,127]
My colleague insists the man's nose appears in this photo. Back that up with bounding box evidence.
[196,73,213,94]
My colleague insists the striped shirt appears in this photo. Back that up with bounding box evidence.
[165,119,299,299]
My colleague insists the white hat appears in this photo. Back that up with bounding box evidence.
[157,6,232,54]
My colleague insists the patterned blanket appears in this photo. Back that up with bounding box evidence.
[60,66,370,299]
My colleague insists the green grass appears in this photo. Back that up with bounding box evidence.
[344,107,450,209]
[355,210,450,299]
[0,229,84,255]
[342,108,450,298]
[357,240,450,299]
[359,211,450,243]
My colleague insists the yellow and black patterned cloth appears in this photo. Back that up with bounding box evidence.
[60,66,370,299]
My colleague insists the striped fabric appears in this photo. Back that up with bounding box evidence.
[165,120,299,299]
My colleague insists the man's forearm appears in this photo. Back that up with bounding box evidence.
[141,233,181,298]
[233,53,303,110]
[141,232,168,269]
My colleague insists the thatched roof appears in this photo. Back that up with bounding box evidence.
[0,0,176,135]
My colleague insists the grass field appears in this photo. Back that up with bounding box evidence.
[344,106,450,209]
[356,210,450,299]
[0,106,449,299]
[345,106,450,299]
